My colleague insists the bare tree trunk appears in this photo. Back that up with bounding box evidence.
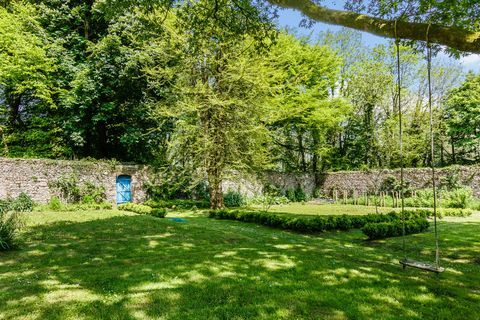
[208,172,224,209]
[297,130,307,172]
[451,136,456,164]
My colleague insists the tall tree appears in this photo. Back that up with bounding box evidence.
[267,33,349,174]
[444,72,480,163]
[0,4,62,157]
[147,1,276,208]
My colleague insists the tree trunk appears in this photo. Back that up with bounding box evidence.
[297,130,307,172]
[208,172,224,209]
[451,136,456,164]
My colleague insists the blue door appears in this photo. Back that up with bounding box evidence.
[116,175,132,204]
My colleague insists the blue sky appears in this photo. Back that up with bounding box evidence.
[275,8,480,73]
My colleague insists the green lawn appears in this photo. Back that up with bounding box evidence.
[1,209,479,319]
[263,203,393,217]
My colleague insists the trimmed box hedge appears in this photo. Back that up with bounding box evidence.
[208,209,414,233]
[118,203,153,215]
[118,203,167,218]
[145,199,210,210]
[362,218,430,240]
[150,208,167,218]
[411,208,473,218]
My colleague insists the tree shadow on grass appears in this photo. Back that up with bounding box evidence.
[0,214,479,319]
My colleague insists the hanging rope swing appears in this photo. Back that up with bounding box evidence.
[394,20,445,273]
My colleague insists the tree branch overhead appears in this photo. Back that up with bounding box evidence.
[268,0,480,54]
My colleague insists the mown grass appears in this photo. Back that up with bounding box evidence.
[264,203,393,218]
[0,209,479,319]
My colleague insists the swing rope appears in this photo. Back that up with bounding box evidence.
[394,20,406,260]
[426,23,441,269]
[397,18,443,273]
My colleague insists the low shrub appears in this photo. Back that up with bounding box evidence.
[223,190,245,208]
[118,203,152,215]
[285,189,296,202]
[0,193,35,213]
[403,208,472,218]
[67,202,113,211]
[439,208,473,217]
[10,193,35,212]
[444,187,474,209]
[294,186,309,202]
[362,218,429,240]
[119,202,167,218]
[0,200,10,214]
[0,211,22,251]
[247,196,290,206]
[48,174,107,204]
[39,198,112,212]
[145,199,210,210]
[48,196,62,211]
[150,208,167,218]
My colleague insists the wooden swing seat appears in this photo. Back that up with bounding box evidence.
[400,258,444,273]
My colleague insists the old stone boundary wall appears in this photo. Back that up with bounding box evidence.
[267,166,480,198]
[0,157,150,204]
[1,157,479,203]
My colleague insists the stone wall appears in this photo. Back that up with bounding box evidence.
[0,158,150,204]
[1,157,479,203]
[265,166,480,198]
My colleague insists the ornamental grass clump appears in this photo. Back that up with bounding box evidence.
[0,211,22,251]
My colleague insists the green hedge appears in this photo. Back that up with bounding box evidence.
[362,218,430,240]
[118,203,167,218]
[145,199,210,210]
[118,203,152,215]
[208,209,414,233]
[151,208,167,218]
[404,208,472,218]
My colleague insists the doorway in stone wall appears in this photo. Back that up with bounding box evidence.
[116,175,132,204]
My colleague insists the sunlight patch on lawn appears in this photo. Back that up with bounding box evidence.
[313,268,382,286]
[148,240,160,248]
[44,287,101,303]
[255,253,296,270]
[412,293,437,303]
[371,293,402,306]
[214,250,238,258]
[132,278,186,291]
[132,270,207,293]
[39,279,100,302]
[143,233,174,239]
